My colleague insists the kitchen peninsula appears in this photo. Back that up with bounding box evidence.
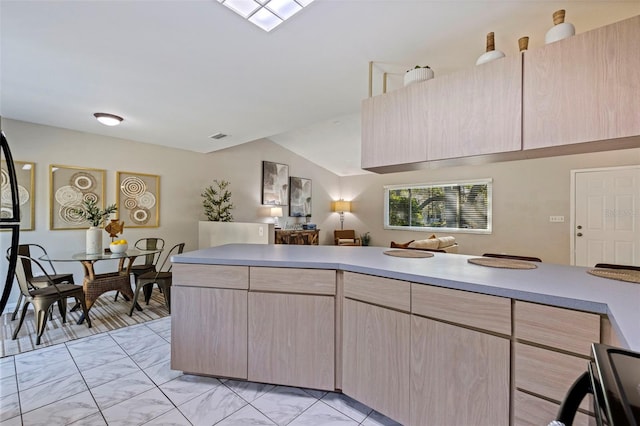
[170,244,638,425]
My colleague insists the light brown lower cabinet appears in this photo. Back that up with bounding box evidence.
[171,286,248,379]
[515,342,593,413]
[342,298,410,425]
[514,390,594,426]
[247,292,335,390]
[410,316,510,426]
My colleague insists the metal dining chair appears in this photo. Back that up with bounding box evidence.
[12,254,91,345]
[114,237,164,302]
[6,244,75,321]
[129,243,185,316]
[483,253,542,262]
[594,263,640,271]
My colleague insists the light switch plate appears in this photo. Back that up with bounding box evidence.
[549,216,565,222]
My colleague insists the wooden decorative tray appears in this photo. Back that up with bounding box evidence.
[467,257,537,269]
[383,250,434,258]
[587,268,640,284]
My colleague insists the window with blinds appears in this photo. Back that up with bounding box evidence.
[384,179,492,234]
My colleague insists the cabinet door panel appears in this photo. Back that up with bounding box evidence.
[361,84,428,169]
[514,301,600,357]
[515,343,593,413]
[248,292,335,390]
[171,286,247,378]
[523,15,640,149]
[410,316,510,426]
[514,390,593,426]
[343,299,410,424]
[427,55,522,160]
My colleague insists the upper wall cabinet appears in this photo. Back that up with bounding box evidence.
[523,15,640,150]
[426,55,522,161]
[361,55,522,170]
[361,82,428,169]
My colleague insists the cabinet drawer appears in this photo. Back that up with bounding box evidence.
[514,391,593,426]
[250,267,335,295]
[514,301,600,356]
[344,272,410,312]
[173,264,248,289]
[515,343,592,413]
[411,284,511,335]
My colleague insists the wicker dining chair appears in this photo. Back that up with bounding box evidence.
[129,242,185,316]
[12,254,91,345]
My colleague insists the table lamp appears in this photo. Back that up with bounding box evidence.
[271,207,283,228]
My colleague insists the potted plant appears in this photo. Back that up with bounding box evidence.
[201,179,234,222]
[360,232,371,246]
[71,199,117,254]
[404,65,434,86]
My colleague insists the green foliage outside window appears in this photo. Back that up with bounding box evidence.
[385,180,491,233]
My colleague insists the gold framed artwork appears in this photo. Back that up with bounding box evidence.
[50,164,106,230]
[1,160,35,231]
[116,171,160,228]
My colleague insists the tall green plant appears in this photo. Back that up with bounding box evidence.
[201,179,234,222]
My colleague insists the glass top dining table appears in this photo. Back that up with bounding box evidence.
[41,248,160,263]
[40,248,162,324]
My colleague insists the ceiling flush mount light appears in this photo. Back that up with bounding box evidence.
[218,0,313,32]
[93,112,123,126]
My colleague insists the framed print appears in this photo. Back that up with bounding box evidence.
[262,161,288,205]
[289,176,311,217]
[116,171,160,228]
[1,160,35,230]
[50,164,106,230]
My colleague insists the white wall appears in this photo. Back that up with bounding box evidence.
[341,147,640,264]
[0,118,340,307]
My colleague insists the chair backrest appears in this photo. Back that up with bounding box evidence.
[13,254,56,297]
[134,238,165,266]
[483,253,542,262]
[334,230,356,240]
[5,244,58,282]
[157,243,186,274]
[594,263,640,271]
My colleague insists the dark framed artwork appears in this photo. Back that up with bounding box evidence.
[262,161,289,205]
[289,176,312,217]
[1,160,35,231]
[50,164,106,230]
[116,171,160,228]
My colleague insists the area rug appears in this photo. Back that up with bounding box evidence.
[0,290,170,357]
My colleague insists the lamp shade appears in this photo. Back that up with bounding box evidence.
[270,207,283,217]
[333,200,351,213]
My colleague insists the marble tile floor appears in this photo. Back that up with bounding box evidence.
[0,316,402,426]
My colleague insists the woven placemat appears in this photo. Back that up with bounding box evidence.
[384,250,434,258]
[587,268,640,284]
[467,257,537,269]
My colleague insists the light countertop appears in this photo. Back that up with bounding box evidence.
[173,244,640,351]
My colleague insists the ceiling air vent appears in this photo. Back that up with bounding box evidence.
[209,132,228,140]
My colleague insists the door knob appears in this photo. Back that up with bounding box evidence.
[577,233,583,237]
[577,225,582,229]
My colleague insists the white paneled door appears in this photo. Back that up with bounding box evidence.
[573,166,640,267]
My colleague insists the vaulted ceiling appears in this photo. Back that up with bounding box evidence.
[1,1,638,176]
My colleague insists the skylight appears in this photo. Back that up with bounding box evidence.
[218,0,313,32]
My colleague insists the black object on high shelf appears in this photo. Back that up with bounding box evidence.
[552,343,640,426]
[0,130,21,316]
